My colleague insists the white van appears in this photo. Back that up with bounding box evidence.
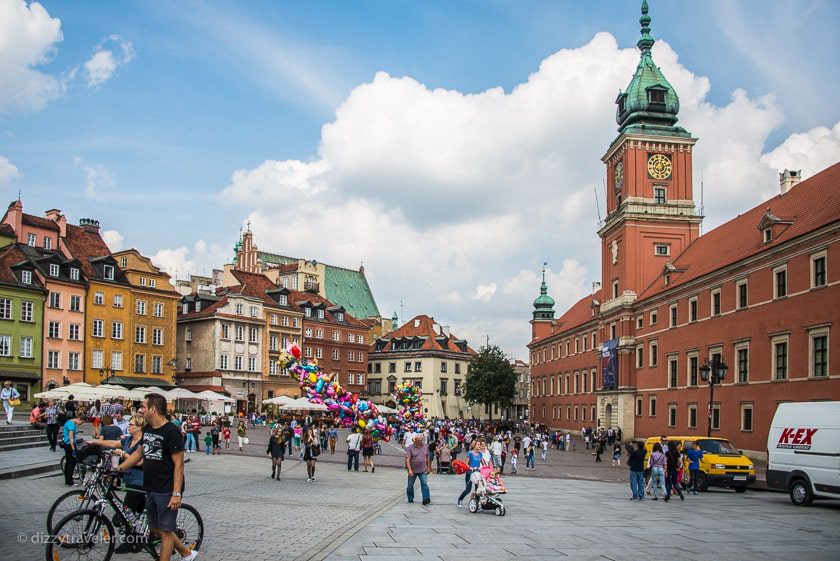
[766,401,840,506]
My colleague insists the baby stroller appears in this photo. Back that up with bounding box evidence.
[468,465,507,516]
[437,446,452,474]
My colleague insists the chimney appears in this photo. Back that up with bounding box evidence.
[4,200,22,240]
[79,218,100,234]
[779,169,801,194]
[592,281,601,294]
[45,209,67,238]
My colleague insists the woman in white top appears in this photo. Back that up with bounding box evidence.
[1,381,21,424]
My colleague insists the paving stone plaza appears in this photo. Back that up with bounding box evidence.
[1,449,837,561]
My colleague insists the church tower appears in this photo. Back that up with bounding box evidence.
[531,265,556,341]
[599,0,702,305]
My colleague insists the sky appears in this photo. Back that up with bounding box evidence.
[2,0,840,359]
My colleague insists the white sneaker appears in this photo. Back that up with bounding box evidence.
[456,501,463,508]
[180,551,198,561]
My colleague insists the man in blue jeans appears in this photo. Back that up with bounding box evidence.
[686,441,704,495]
[405,434,431,504]
[626,441,647,500]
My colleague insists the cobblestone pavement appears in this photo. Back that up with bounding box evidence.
[1,452,836,561]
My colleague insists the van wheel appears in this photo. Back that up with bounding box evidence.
[696,472,708,492]
[734,486,747,493]
[790,479,813,506]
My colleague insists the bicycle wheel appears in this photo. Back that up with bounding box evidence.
[47,508,115,561]
[149,503,204,560]
[47,489,98,534]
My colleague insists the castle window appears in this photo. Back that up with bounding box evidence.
[763,228,772,243]
[654,244,669,256]
[654,187,666,204]
[648,89,665,104]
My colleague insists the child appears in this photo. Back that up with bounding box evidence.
[510,449,518,474]
[204,432,213,455]
[612,443,622,467]
[223,426,231,449]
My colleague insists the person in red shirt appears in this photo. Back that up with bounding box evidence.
[223,425,231,449]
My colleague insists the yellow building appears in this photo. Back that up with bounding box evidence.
[64,221,133,385]
[114,249,180,387]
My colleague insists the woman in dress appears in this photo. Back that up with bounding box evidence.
[302,426,318,482]
[361,428,376,473]
[266,427,286,480]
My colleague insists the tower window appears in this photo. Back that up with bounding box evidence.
[654,187,666,204]
[649,89,666,104]
[654,244,669,256]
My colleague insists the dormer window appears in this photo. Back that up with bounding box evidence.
[335,312,344,322]
[140,277,147,286]
[317,309,324,319]
[763,228,772,243]
[49,264,60,277]
[304,307,312,317]
[103,264,114,280]
[120,257,127,268]
[278,295,288,306]
[27,233,36,247]
[648,89,666,104]
[21,270,32,285]
[70,268,79,281]
[44,237,52,250]
[235,303,243,315]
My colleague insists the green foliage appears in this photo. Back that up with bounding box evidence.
[463,345,516,420]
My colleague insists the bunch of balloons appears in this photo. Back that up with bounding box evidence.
[277,344,393,441]
[392,381,426,430]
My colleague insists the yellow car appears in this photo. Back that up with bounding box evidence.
[643,436,755,493]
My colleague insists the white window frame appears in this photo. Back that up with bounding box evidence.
[710,288,721,316]
[649,340,658,367]
[92,319,104,338]
[740,403,754,432]
[20,337,33,358]
[654,243,670,256]
[808,327,830,378]
[94,292,104,305]
[810,250,827,288]
[112,321,123,340]
[70,295,82,312]
[736,279,748,309]
[111,351,123,370]
[687,404,697,428]
[771,334,789,381]
[92,349,104,369]
[49,263,60,277]
[136,300,146,315]
[649,396,657,417]
[635,344,644,369]
[667,404,677,427]
[113,294,123,308]
[649,310,657,325]
[688,296,698,322]
[103,264,114,280]
[773,264,788,299]
[20,301,33,322]
[734,342,750,383]
[70,268,80,281]
[669,303,678,327]
[667,355,678,388]
[21,270,32,285]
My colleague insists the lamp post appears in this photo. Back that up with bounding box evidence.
[699,356,728,437]
[99,366,117,385]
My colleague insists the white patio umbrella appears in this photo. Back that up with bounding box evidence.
[165,388,201,400]
[196,390,235,403]
[279,397,328,411]
[262,395,294,406]
[374,404,398,414]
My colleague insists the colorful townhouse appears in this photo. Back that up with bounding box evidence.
[113,249,179,386]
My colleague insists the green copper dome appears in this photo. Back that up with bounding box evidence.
[533,266,555,321]
[615,1,690,138]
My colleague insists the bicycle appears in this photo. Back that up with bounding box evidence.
[47,453,203,561]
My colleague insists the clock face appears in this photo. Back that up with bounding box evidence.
[614,162,624,192]
[647,154,672,180]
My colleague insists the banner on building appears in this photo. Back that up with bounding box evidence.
[601,339,618,390]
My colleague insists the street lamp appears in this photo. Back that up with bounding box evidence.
[699,356,728,437]
[99,366,117,385]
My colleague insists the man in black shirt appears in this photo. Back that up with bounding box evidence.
[120,393,196,561]
[626,441,647,501]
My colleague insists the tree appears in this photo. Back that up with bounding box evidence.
[463,344,517,422]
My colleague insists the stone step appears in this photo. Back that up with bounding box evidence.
[0,434,49,446]
[0,460,61,480]
[0,427,46,437]
[0,441,49,452]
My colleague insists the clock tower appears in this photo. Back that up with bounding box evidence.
[599,0,702,306]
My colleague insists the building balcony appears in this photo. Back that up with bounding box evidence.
[599,290,638,314]
[304,280,320,293]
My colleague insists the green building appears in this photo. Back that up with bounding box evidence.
[0,243,46,403]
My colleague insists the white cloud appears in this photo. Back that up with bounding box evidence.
[0,156,21,184]
[74,157,114,198]
[168,32,835,357]
[0,0,63,112]
[83,35,135,88]
[761,121,840,182]
[102,229,124,252]
[150,240,231,281]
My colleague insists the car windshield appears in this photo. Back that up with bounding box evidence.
[696,439,739,455]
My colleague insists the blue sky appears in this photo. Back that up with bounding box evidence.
[2,0,839,356]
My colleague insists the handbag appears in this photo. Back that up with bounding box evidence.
[9,398,21,407]
[311,443,321,457]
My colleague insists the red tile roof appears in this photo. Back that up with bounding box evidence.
[539,289,602,342]
[178,295,227,320]
[22,213,60,231]
[62,223,115,279]
[376,314,476,355]
[0,244,44,289]
[0,223,15,237]
[640,162,840,299]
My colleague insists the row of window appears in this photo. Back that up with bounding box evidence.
[20,265,82,285]
[93,292,166,316]
[532,330,599,365]
[0,299,38,321]
[636,398,756,433]
[302,347,365,362]
[368,361,463,374]
[532,369,599,397]
[0,335,35,358]
[91,321,165,345]
[117,257,158,288]
[302,327,364,344]
[27,233,54,250]
[546,404,597,423]
[46,322,83,340]
[91,349,163,374]
[216,354,260,372]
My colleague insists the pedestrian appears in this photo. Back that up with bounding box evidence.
[237,421,247,451]
[210,423,220,455]
[510,448,518,474]
[686,441,704,495]
[328,425,337,454]
[1,380,21,424]
[266,427,285,480]
[63,394,76,421]
[612,443,622,467]
[565,432,571,452]
[62,409,86,486]
[303,426,319,482]
[525,439,536,470]
[293,425,302,450]
[405,434,431,505]
[223,425,231,450]
[113,410,129,437]
[361,428,376,473]
[490,437,503,469]
[89,399,101,437]
[346,428,362,472]
[117,394,196,561]
[110,414,146,553]
[595,436,604,463]
[191,416,202,453]
[29,401,46,430]
[203,431,213,455]
[284,423,294,456]
[540,438,548,461]
[183,417,196,453]
[45,399,61,452]
[627,441,646,500]
[648,443,667,500]
[457,440,484,507]
[665,446,685,501]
